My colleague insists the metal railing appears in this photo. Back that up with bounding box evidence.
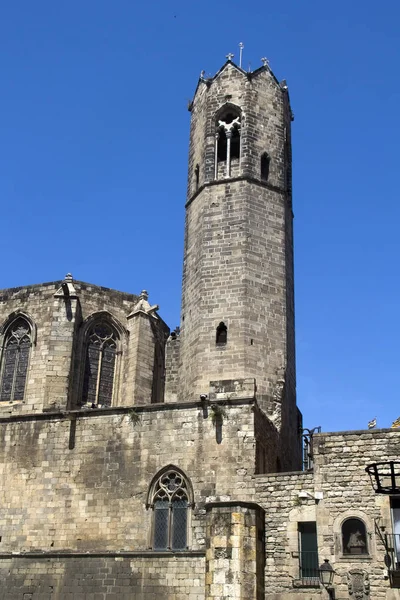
[385,534,400,570]
[299,551,320,585]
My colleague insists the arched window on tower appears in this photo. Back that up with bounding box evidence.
[82,321,118,407]
[148,467,192,551]
[195,164,200,191]
[0,317,32,402]
[342,518,368,555]
[216,322,227,345]
[215,105,241,179]
[261,152,270,182]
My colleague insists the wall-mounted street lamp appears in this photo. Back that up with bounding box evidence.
[319,559,335,598]
[365,461,400,494]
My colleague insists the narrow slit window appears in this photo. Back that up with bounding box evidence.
[195,164,200,190]
[231,127,240,159]
[216,322,227,345]
[261,153,270,181]
[0,317,31,402]
[217,128,227,162]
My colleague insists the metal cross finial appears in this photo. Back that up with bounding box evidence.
[238,42,244,68]
[261,57,269,67]
[226,53,234,61]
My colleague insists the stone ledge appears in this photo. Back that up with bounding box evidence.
[255,470,313,478]
[0,550,206,559]
[186,175,288,208]
[205,500,265,514]
[314,428,400,437]
[292,578,321,589]
[0,397,256,423]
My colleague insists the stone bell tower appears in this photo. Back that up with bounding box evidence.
[173,57,299,458]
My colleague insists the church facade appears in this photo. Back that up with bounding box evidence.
[0,59,399,600]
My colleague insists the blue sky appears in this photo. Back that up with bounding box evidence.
[1,1,399,433]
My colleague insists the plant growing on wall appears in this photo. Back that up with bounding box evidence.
[128,408,140,426]
[210,404,227,425]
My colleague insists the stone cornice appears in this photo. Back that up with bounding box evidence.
[186,175,289,209]
[0,397,256,423]
[0,550,205,559]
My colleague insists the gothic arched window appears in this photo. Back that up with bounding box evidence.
[0,317,31,402]
[82,321,118,407]
[215,105,241,179]
[148,468,192,551]
[342,518,368,555]
[261,152,270,181]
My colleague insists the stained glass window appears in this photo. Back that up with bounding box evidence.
[82,322,117,406]
[0,318,31,402]
[151,469,189,550]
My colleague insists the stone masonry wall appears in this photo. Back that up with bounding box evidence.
[0,554,205,600]
[0,280,168,415]
[255,429,400,600]
[0,402,256,555]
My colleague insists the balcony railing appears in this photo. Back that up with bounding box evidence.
[299,551,320,586]
[383,534,400,587]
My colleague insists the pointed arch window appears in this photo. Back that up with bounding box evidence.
[82,321,118,407]
[215,105,241,179]
[0,317,31,402]
[148,468,192,551]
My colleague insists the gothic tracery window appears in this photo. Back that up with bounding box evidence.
[82,321,118,407]
[150,468,190,551]
[215,106,241,179]
[0,317,31,402]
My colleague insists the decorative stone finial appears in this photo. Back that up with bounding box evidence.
[54,272,77,299]
[127,290,159,320]
[261,57,269,67]
[226,53,234,62]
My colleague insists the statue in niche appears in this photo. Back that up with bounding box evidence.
[347,569,370,600]
[347,530,366,554]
